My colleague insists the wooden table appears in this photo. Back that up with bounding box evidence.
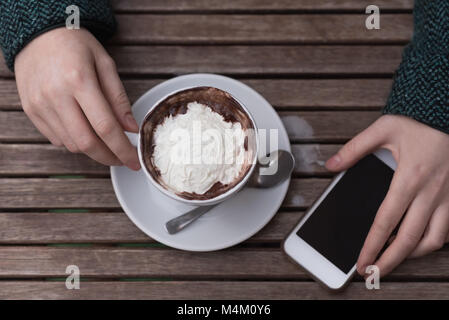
[1,0,448,300]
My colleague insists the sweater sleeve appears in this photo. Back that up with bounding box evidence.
[0,0,116,71]
[383,0,449,134]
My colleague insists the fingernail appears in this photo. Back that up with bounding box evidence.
[127,160,141,171]
[125,112,139,132]
[357,264,367,276]
[358,265,366,273]
[326,154,341,169]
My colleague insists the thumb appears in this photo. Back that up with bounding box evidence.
[326,122,386,172]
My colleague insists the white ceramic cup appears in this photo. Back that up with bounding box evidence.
[126,86,259,206]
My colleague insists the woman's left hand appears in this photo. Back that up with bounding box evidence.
[326,114,449,277]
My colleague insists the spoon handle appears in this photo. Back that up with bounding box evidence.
[165,205,215,234]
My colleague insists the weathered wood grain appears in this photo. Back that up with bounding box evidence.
[292,144,339,175]
[0,212,150,243]
[1,281,447,300]
[0,144,106,176]
[0,80,20,109]
[112,14,412,44]
[0,178,119,209]
[0,46,404,77]
[110,0,414,12]
[1,212,448,282]
[238,79,392,109]
[0,246,447,280]
[280,111,378,142]
[0,112,42,142]
[0,247,306,278]
[109,45,404,76]
[0,210,447,280]
[0,0,434,301]
[0,78,393,110]
[0,144,339,176]
[0,211,303,244]
[0,178,329,209]
[0,111,380,142]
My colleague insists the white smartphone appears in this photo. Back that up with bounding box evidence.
[283,149,397,290]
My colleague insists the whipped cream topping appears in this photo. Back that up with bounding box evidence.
[152,102,247,195]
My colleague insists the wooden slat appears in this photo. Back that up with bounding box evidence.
[281,111,378,142]
[2,209,447,280]
[5,210,448,282]
[0,178,328,209]
[0,212,150,243]
[0,144,106,176]
[112,14,412,44]
[293,144,339,175]
[0,80,20,109]
[240,79,392,109]
[110,0,414,12]
[3,211,449,282]
[0,111,380,142]
[0,144,339,176]
[0,178,119,209]
[0,211,302,244]
[0,46,404,77]
[0,247,305,278]
[110,45,404,76]
[0,246,448,279]
[0,78,393,111]
[1,281,447,300]
[284,178,342,209]
[0,112,42,142]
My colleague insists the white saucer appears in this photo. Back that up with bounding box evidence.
[110,74,291,251]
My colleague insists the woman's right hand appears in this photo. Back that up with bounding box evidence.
[14,27,140,170]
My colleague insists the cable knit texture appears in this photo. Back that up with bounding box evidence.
[0,0,116,71]
[383,0,449,134]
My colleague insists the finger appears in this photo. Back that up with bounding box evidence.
[54,96,122,166]
[75,75,140,170]
[409,205,449,258]
[373,193,436,277]
[326,120,388,172]
[356,168,416,275]
[40,105,78,153]
[94,52,138,133]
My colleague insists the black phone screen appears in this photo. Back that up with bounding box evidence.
[296,154,394,274]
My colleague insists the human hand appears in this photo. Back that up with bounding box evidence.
[14,27,140,170]
[326,115,449,277]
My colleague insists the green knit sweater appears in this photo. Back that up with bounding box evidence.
[0,0,448,134]
[383,0,449,134]
[0,0,116,71]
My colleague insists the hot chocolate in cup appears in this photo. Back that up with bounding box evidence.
[130,86,258,206]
